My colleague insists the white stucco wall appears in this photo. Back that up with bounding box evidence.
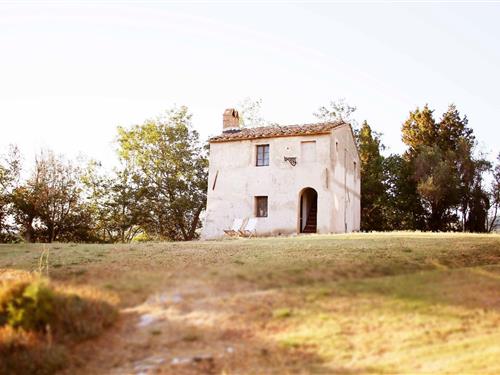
[201,124,360,239]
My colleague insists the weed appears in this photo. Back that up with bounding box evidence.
[273,308,292,319]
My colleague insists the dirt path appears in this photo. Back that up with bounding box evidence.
[64,280,302,375]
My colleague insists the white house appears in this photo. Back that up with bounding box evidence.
[201,109,360,239]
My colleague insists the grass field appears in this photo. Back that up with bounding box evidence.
[1,232,500,374]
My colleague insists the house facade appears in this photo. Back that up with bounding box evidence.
[201,109,360,239]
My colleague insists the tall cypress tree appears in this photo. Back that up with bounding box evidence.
[358,121,386,231]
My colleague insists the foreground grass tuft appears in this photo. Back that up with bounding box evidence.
[0,275,117,375]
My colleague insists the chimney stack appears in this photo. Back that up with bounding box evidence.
[223,108,240,132]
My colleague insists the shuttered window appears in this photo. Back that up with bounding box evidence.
[256,145,270,166]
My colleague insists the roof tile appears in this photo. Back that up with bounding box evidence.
[209,121,345,143]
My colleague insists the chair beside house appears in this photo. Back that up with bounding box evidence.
[224,218,245,237]
[239,218,258,238]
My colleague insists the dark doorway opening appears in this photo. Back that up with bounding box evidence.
[299,187,318,233]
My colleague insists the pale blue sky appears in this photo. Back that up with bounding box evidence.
[1,1,499,165]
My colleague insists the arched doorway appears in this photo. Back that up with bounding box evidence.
[299,187,318,233]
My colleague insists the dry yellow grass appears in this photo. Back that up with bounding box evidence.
[0,232,499,374]
[0,272,117,375]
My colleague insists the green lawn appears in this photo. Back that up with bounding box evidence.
[1,232,500,374]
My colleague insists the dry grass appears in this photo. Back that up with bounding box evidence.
[0,274,117,375]
[0,232,499,374]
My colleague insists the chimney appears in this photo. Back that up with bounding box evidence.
[223,108,240,132]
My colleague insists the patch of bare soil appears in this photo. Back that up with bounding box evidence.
[62,280,315,375]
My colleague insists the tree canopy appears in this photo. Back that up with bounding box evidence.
[116,106,208,241]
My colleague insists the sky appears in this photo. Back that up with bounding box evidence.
[1,1,499,167]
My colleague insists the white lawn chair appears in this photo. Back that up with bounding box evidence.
[224,218,244,237]
[239,218,258,238]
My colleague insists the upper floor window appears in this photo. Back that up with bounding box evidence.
[256,144,270,166]
[301,141,316,162]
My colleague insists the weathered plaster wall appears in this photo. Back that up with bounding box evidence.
[202,125,360,239]
[329,125,361,233]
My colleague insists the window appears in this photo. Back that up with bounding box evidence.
[353,161,357,180]
[256,144,269,166]
[301,141,316,162]
[255,196,268,217]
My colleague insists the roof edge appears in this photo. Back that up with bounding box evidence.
[208,121,345,143]
[209,130,334,143]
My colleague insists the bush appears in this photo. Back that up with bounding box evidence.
[132,232,152,242]
[52,291,117,341]
[0,277,117,374]
[0,280,55,331]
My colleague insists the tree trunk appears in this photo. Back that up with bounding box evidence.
[187,205,203,240]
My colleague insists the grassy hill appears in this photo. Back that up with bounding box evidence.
[1,232,500,374]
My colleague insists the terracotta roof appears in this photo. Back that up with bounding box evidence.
[209,121,346,143]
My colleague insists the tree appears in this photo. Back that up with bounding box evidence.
[0,146,21,242]
[10,185,39,242]
[383,154,426,230]
[401,104,487,231]
[83,161,147,243]
[237,97,268,128]
[466,180,490,232]
[437,105,474,153]
[357,121,386,231]
[487,154,500,232]
[414,145,461,231]
[117,106,208,241]
[10,151,93,243]
[34,152,86,242]
[314,98,357,125]
[401,105,438,155]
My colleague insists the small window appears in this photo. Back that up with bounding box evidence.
[255,196,268,217]
[353,161,357,180]
[301,141,316,162]
[256,145,269,166]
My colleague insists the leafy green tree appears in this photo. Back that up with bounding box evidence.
[83,161,147,243]
[383,154,426,230]
[401,104,488,231]
[10,151,94,242]
[414,146,461,231]
[357,121,386,231]
[401,105,438,155]
[487,154,500,232]
[0,146,21,242]
[33,152,86,242]
[466,180,490,232]
[10,185,39,242]
[117,106,208,241]
[437,105,474,153]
